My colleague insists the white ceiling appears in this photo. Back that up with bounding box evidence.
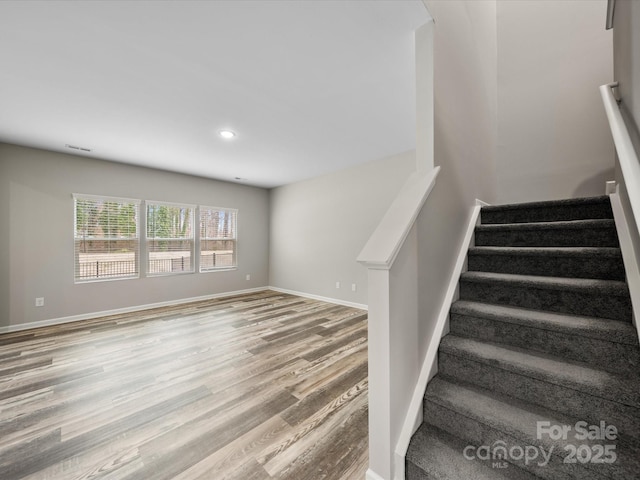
[0,0,429,188]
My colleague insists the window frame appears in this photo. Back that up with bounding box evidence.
[145,200,196,277]
[73,193,141,284]
[199,206,238,272]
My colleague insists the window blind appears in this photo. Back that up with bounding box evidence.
[147,202,195,275]
[74,194,140,282]
[199,207,237,271]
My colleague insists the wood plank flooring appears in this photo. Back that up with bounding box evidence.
[0,290,369,480]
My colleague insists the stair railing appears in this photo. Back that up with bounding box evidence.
[601,82,640,340]
[600,82,640,240]
[605,0,615,30]
[357,166,440,480]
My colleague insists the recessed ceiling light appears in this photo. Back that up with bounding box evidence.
[219,130,236,139]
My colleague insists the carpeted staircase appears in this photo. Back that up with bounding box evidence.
[406,196,640,479]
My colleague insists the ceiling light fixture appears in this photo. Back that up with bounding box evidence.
[219,130,236,139]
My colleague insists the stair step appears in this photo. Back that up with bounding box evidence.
[423,377,640,479]
[481,195,613,224]
[410,195,638,480]
[475,219,619,247]
[406,423,538,480]
[467,246,625,280]
[459,271,632,322]
[450,301,640,374]
[438,335,640,440]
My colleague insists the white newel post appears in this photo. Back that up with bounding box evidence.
[364,267,393,480]
[361,227,420,480]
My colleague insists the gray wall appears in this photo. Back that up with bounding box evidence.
[614,0,640,130]
[269,150,416,305]
[419,0,498,358]
[0,143,270,328]
[614,0,640,172]
[612,0,640,278]
[496,0,614,203]
[424,0,613,206]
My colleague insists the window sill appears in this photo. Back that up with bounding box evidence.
[200,267,238,274]
[75,275,140,285]
[147,270,196,278]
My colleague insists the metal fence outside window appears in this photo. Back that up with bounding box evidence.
[77,252,232,279]
[77,259,137,279]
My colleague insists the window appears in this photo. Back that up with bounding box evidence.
[147,202,195,275]
[74,196,236,280]
[200,207,237,271]
[74,194,140,282]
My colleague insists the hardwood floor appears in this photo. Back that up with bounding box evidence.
[0,290,369,480]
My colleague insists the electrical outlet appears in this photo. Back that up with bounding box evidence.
[35,297,44,307]
[246,274,251,281]
[351,283,357,292]
[335,281,341,289]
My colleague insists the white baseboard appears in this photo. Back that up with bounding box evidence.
[610,192,640,339]
[0,287,270,334]
[268,286,368,310]
[366,468,387,480]
[393,203,484,478]
[394,458,405,480]
[1,286,367,335]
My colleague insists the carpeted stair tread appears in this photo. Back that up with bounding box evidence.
[481,195,613,224]
[425,376,593,444]
[481,195,610,211]
[449,301,640,375]
[476,218,615,231]
[424,377,640,479]
[450,301,638,345]
[439,335,640,408]
[459,271,632,321]
[474,219,619,247]
[439,338,640,441]
[467,246,625,280]
[406,423,538,480]
[460,271,628,295]
[468,246,622,257]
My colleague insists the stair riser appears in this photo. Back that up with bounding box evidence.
[405,462,430,480]
[467,253,625,281]
[481,203,613,225]
[438,352,640,441]
[449,313,640,375]
[423,400,602,480]
[459,280,632,322]
[475,227,619,247]
[407,425,541,480]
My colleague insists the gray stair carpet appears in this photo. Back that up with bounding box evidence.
[407,196,640,479]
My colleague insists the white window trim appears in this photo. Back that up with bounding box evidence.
[73,193,141,284]
[146,200,196,277]
[199,206,238,273]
